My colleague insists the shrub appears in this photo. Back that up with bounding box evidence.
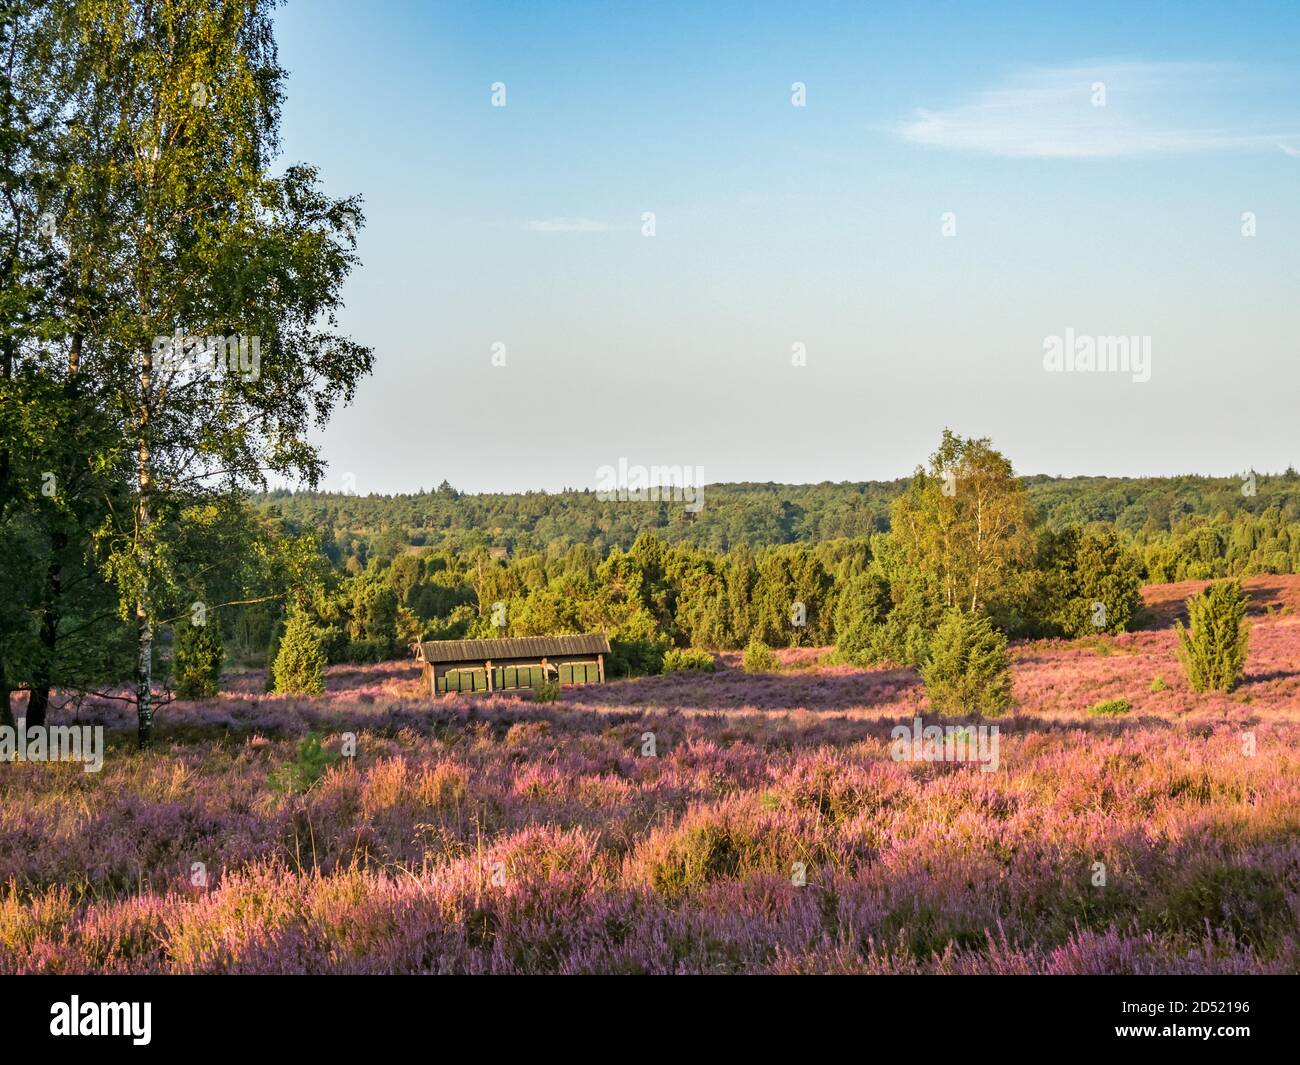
[647,820,746,903]
[395,605,423,649]
[269,731,339,796]
[273,611,328,695]
[742,640,778,674]
[1150,675,1168,693]
[1175,580,1250,692]
[1145,865,1294,951]
[879,901,986,959]
[842,544,944,667]
[263,618,283,692]
[662,648,716,673]
[1087,698,1130,717]
[347,580,399,649]
[174,614,223,698]
[532,680,561,703]
[1046,527,1144,637]
[344,638,392,664]
[318,624,350,665]
[921,609,1012,717]
[832,571,892,663]
[422,604,475,643]
[608,636,668,678]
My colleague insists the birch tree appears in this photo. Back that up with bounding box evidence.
[47,0,371,744]
[890,430,1036,616]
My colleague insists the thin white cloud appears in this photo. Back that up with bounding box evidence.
[525,217,614,233]
[896,61,1299,159]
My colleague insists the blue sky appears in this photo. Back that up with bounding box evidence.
[272,1,1300,494]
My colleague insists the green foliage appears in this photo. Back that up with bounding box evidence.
[607,636,668,678]
[315,624,350,665]
[0,367,132,725]
[1175,580,1250,692]
[263,617,283,692]
[1144,865,1294,951]
[347,578,398,656]
[1040,526,1144,637]
[343,638,391,665]
[662,648,716,673]
[1086,698,1130,717]
[890,430,1037,617]
[742,640,779,674]
[1150,675,1168,693]
[749,547,834,646]
[831,550,941,668]
[921,609,1013,717]
[174,613,223,699]
[3,1,374,745]
[532,680,561,703]
[1141,505,1300,583]
[421,604,476,643]
[832,571,893,664]
[255,469,1300,559]
[648,822,748,903]
[273,612,328,696]
[239,480,1300,678]
[269,732,340,797]
[208,466,1300,688]
[395,605,423,649]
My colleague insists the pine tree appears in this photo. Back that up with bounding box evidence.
[742,639,778,673]
[922,609,1013,716]
[1175,580,1250,692]
[264,616,283,693]
[833,570,892,664]
[1044,526,1144,637]
[174,612,223,698]
[273,611,327,695]
[723,545,757,649]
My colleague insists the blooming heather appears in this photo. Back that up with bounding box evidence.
[2,577,1299,974]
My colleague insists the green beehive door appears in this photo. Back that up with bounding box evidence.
[441,668,487,693]
[557,662,598,686]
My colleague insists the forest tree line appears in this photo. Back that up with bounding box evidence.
[255,465,1300,559]
[251,432,1300,680]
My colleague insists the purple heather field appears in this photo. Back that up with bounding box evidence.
[2,576,1298,974]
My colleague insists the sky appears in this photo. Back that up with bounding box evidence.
[271,0,1300,495]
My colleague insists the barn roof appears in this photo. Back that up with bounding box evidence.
[416,633,610,664]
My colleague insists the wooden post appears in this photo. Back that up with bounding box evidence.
[486,660,493,692]
[597,653,605,683]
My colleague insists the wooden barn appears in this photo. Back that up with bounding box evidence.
[415,633,610,697]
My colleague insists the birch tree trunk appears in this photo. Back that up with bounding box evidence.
[135,343,153,747]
